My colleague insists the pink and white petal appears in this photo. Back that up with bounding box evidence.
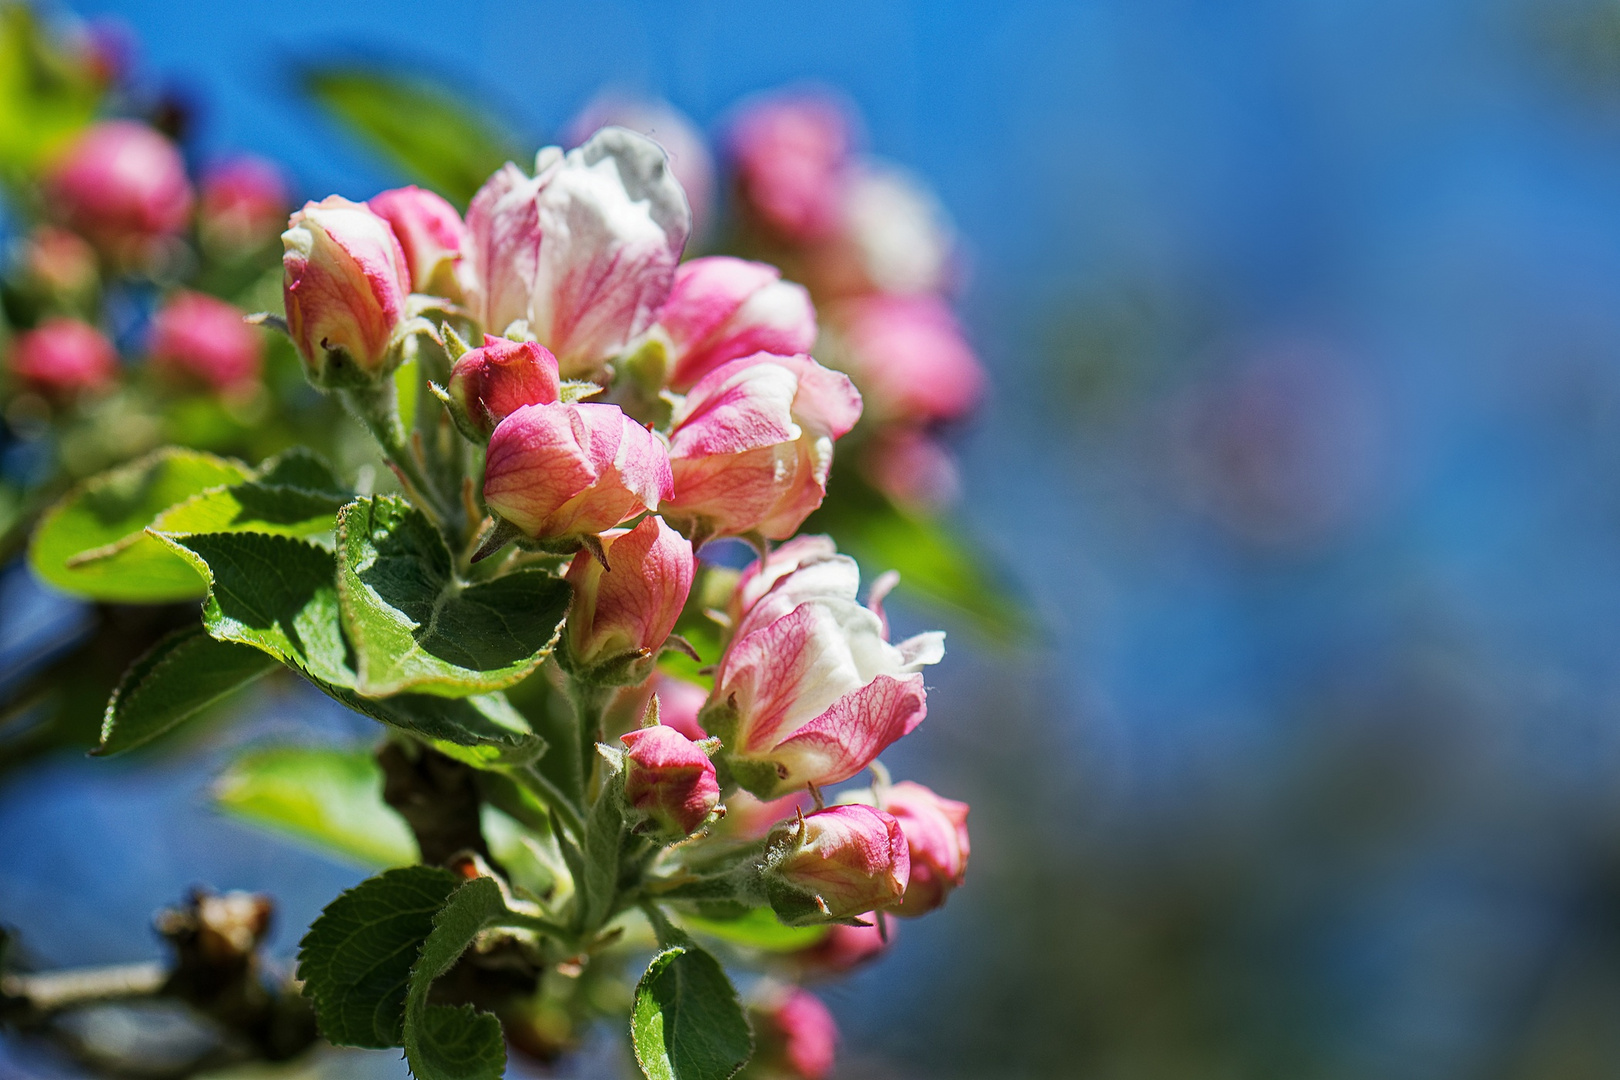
[768,674,928,790]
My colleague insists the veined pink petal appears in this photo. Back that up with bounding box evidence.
[768,674,927,789]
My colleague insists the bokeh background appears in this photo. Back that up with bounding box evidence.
[10,0,1620,1076]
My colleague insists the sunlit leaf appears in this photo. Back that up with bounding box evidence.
[631,945,753,1080]
[97,624,277,756]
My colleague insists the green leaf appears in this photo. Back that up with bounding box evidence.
[679,908,829,954]
[214,745,417,868]
[149,448,352,540]
[96,625,278,756]
[337,495,570,697]
[580,751,626,932]
[154,529,542,750]
[631,945,753,1080]
[404,875,509,1080]
[297,865,460,1048]
[29,448,251,602]
[253,447,351,497]
[303,68,521,206]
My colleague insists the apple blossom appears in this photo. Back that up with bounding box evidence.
[464,127,690,378]
[832,294,984,424]
[7,317,117,398]
[368,185,468,300]
[702,547,943,798]
[198,156,289,252]
[446,334,560,440]
[657,256,818,392]
[763,804,909,923]
[563,515,694,682]
[147,290,262,392]
[662,353,861,541]
[281,196,412,385]
[482,401,671,542]
[567,94,715,241]
[46,121,192,261]
[728,534,839,626]
[860,427,962,511]
[753,989,838,1080]
[728,93,851,243]
[796,918,892,976]
[620,724,720,838]
[880,781,970,916]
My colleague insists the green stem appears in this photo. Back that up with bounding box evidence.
[514,763,584,840]
[497,910,575,946]
[568,680,613,802]
[341,380,449,523]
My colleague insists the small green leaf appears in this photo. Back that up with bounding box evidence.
[97,625,278,756]
[29,448,251,602]
[631,945,753,1080]
[155,529,542,751]
[404,875,509,1080]
[580,751,626,932]
[297,866,460,1048]
[337,495,570,697]
[679,908,829,954]
[214,745,417,867]
[303,68,521,206]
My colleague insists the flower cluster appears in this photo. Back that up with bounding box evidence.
[276,124,970,1079]
[5,120,287,407]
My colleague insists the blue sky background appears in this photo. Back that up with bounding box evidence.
[11,1,1620,1077]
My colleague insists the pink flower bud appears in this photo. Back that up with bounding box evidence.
[8,317,118,399]
[729,94,851,243]
[198,156,289,252]
[147,290,262,393]
[46,121,192,262]
[564,515,694,679]
[765,805,909,923]
[880,781,969,916]
[833,294,985,424]
[281,196,412,384]
[483,402,672,541]
[663,353,861,541]
[447,334,560,440]
[658,257,818,392]
[367,185,468,300]
[754,989,838,1080]
[836,163,956,295]
[705,549,943,799]
[465,128,690,378]
[859,427,961,511]
[796,917,892,976]
[620,724,719,838]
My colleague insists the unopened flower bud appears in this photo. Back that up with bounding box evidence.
[465,127,690,378]
[8,317,118,399]
[663,352,861,541]
[367,185,468,300]
[657,256,817,392]
[763,805,909,924]
[483,401,671,542]
[147,290,262,393]
[880,781,969,916]
[729,93,851,243]
[620,724,719,838]
[446,334,560,441]
[198,156,289,253]
[281,196,412,385]
[832,294,984,424]
[795,917,893,976]
[751,988,838,1080]
[46,121,192,263]
[563,515,694,682]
